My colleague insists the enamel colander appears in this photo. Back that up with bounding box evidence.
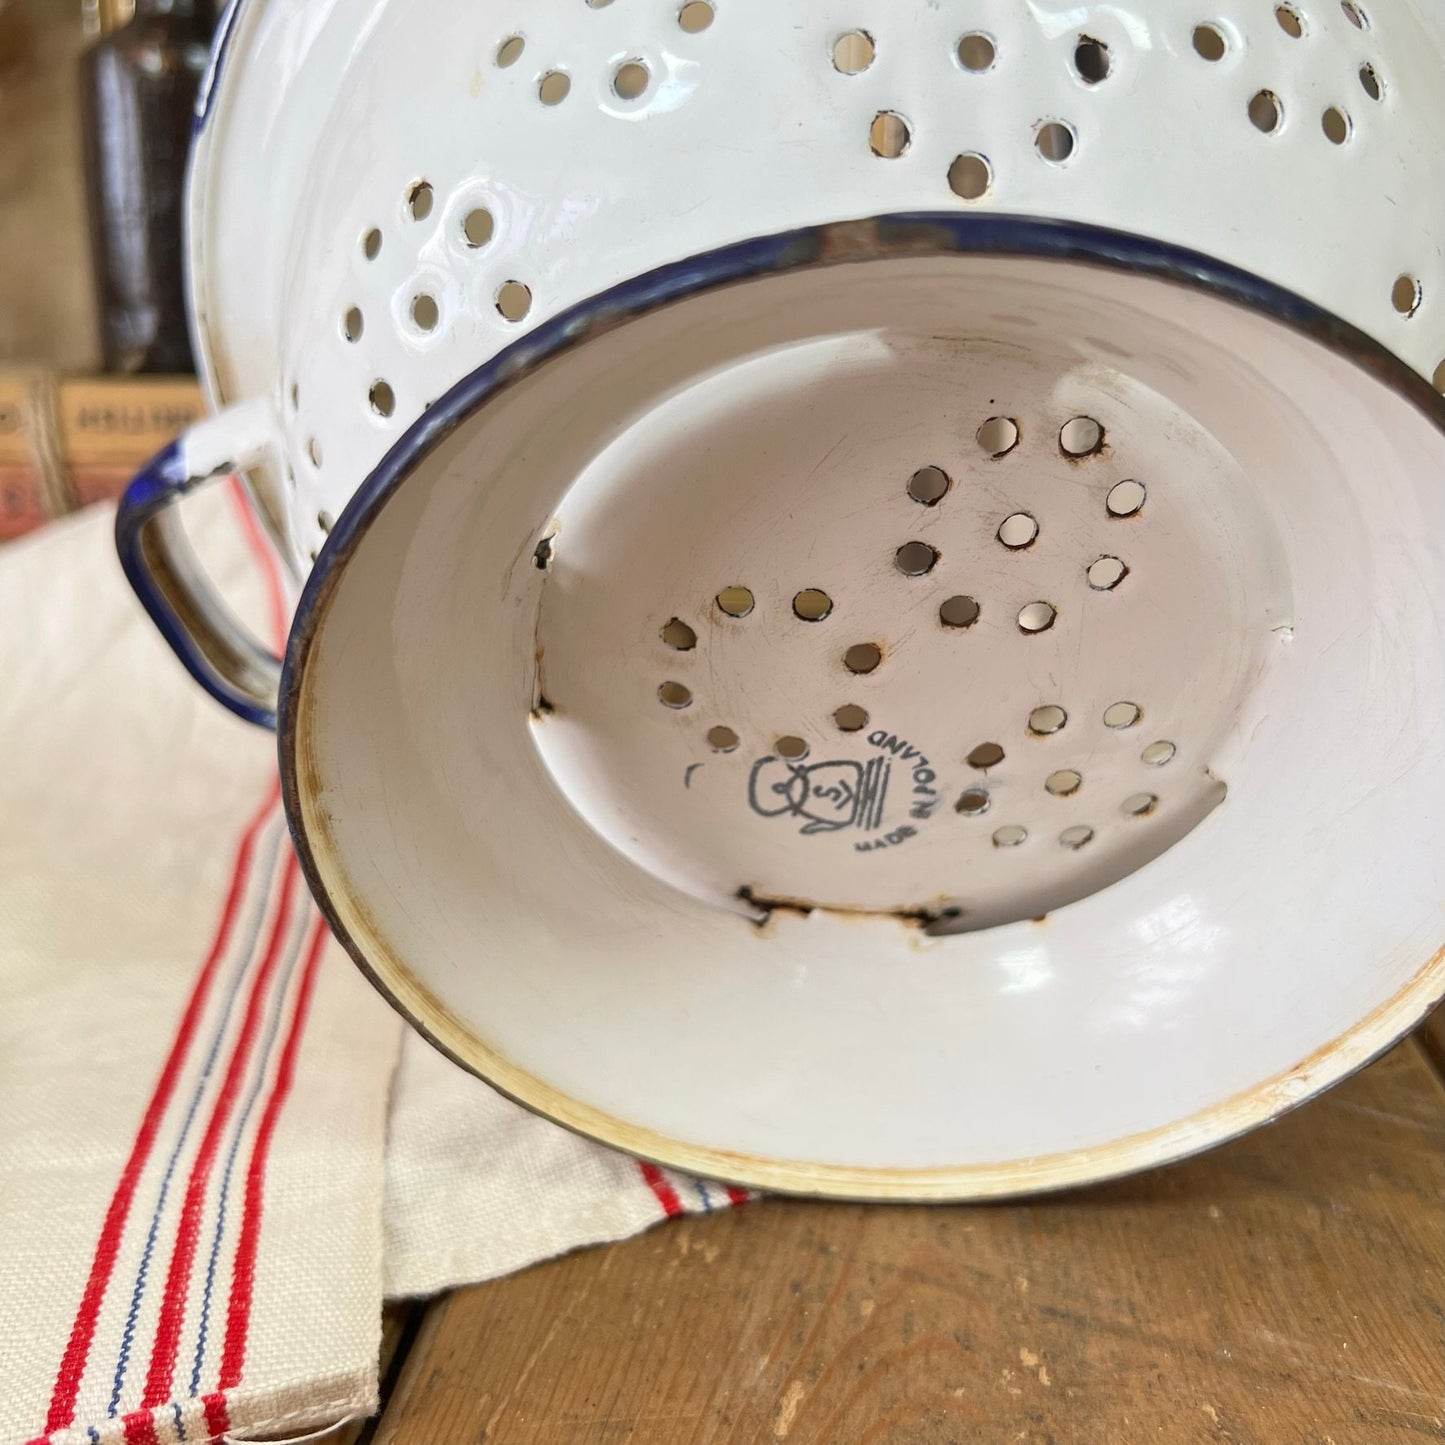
[117,0,1445,1197]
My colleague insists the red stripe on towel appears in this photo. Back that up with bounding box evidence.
[129,854,302,1426]
[216,913,329,1391]
[638,1161,684,1217]
[38,783,279,1438]
[201,1388,231,1439]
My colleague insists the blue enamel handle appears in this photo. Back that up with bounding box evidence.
[115,399,283,729]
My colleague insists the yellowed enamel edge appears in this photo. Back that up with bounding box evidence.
[293,666,1445,1201]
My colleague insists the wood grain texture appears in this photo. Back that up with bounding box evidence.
[1419,1003,1445,1083]
[378,1040,1443,1445]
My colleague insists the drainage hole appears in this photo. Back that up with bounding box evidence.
[977,416,1019,456]
[1086,556,1127,590]
[793,588,833,621]
[1017,601,1056,633]
[1046,769,1082,797]
[895,541,939,576]
[661,618,697,650]
[907,465,950,505]
[1106,479,1146,517]
[716,585,754,617]
[940,595,980,628]
[844,642,882,674]
[1121,792,1158,817]
[1060,415,1104,456]
[997,512,1039,549]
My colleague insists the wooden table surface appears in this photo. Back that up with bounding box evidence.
[370,1030,1443,1445]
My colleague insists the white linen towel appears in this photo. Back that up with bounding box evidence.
[0,493,742,1445]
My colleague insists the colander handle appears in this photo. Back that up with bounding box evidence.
[115,398,283,729]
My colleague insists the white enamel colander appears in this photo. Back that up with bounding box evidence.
[117,0,1445,1197]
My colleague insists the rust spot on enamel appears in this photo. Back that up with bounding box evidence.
[737,886,955,932]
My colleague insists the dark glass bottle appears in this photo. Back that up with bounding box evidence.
[79,0,214,374]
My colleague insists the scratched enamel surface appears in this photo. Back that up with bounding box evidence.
[528,327,1283,926]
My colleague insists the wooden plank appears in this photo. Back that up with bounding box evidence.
[343,1302,427,1445]
[1419,1002,1445,1083]
[378,1040,1443,1445]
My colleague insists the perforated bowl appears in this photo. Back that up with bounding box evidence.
[117,0,1445,1197]
[183,0,1445,574]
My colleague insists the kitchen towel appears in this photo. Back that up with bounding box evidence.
[0,492,743,1445]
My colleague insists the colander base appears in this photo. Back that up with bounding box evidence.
[287,246,1445,1196]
